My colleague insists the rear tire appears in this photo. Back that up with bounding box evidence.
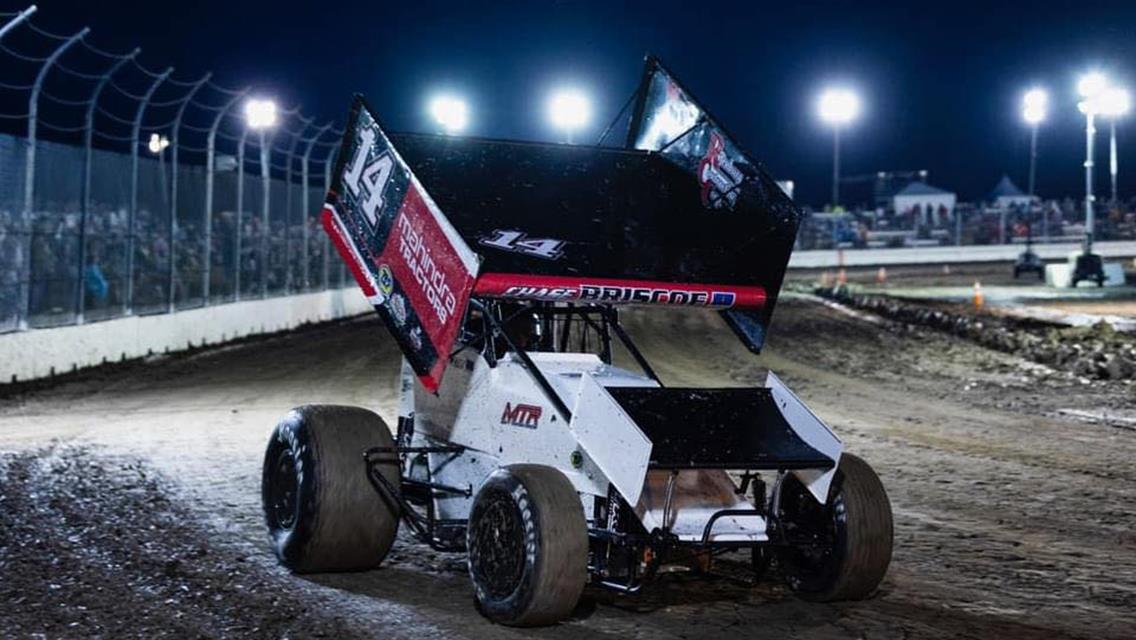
[262,404,400,573]
[775,453,893,601]
[466,464,587,626]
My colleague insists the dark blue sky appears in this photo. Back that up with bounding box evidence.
[14,0,1136,206]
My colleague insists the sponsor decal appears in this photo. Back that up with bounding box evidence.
[378,264,394,296]
[501,402,542,428]
[389,292,408,326]
[698,131,745,210]
[408,326,423,351]
[474,273,764,309]
[392,203,459,327]
[480,230,566,261]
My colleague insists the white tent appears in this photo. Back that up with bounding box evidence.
[892,181,956,226]
[988,175,1033,209]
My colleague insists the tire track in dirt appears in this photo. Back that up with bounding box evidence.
[1,300,1133,638]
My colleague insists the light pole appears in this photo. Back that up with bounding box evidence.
[244,98,278,297]
[1072,72,1111,286]
[1098,87,1130,207]
[1022,88,1047,241]
[817,87,861,210]
[1014,88,1048,278]
[428,94,469,135]
[1077,73,1109,255]
[547,88,591,144]
[203,88,248,302]
[148,134,171,238]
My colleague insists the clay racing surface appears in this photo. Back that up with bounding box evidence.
[1,296,1134,639]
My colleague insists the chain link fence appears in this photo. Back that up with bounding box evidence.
[0,5,346,333]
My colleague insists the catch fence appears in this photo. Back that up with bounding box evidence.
[0,5,346,332]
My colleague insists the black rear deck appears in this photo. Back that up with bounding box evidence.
[605,387,833,470]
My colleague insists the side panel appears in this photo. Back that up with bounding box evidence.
[568,373,653,506]
[765,371,843,503]
[416,353,611,499]
[322,97,479,392]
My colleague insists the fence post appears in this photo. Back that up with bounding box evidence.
[322,142,339,289]
[300,122,333,292]
[125,66,172,316]
[77,48,137,325]
[167,73,210,313]
[258,130,273,298]
[235,128,248,301]
[283,115,312,293]
[0,5,36,42]
[20,26,87,330]
[203,88,247,303]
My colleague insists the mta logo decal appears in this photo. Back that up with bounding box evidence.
[501,402,542,428]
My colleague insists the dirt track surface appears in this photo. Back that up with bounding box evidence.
[2,297,1135,639]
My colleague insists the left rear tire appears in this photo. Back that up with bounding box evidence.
[262,404,400,573]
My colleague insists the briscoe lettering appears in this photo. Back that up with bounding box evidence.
[497,283,737,307]
[397,214,458,325]
[581,285,726,306]
[501,402,542,428]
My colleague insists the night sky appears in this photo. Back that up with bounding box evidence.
[10,0,1136,207]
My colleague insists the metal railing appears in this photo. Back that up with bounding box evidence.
[794,199,1136,252]
[0,5,346,332]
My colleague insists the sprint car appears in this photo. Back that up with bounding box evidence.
[262,56,893,627]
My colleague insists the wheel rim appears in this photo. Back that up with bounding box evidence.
[269,449,299,530]
[469,489,526,599]
[777,478,844,589]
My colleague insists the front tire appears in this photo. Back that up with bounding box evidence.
[467,464,587,626]
[775,453,893,601]
[262,404,400,573]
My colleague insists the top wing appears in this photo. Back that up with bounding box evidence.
[323,56,802,380]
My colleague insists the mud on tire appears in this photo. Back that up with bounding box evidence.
[466,464,587,627]
[776,452,893,601]
[262,404,399,573]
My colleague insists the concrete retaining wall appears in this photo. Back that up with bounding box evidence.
[0,287,371,384]
[790,240,1136,269]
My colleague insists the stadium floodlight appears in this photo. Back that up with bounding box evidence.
[244,98,278,130]
[428,94,469,134]
[547,88,591,142]
[1077,72,1108,100]
[816,87,862,208]
[147,133,169,154]
[817,88,861,126]
[1022,88,1048,125]
[1099,87,1131,118]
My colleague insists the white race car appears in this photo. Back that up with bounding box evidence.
[262,56,893,627]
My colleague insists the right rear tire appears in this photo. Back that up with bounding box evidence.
[775,453,893,601]
[262,404,400,573]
